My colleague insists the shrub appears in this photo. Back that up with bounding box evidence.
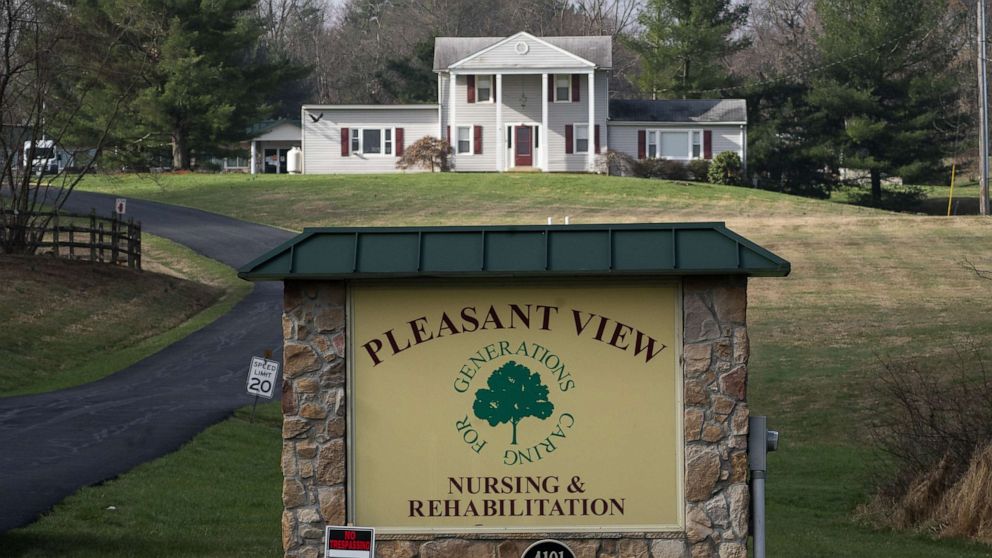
[595,149,638,176]
[636,158,689,181]
[708,151,743,185]
[686,159,711,182]
[859,350,992,541]
[396,136,453,172]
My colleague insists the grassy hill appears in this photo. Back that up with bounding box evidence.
[22,172,988,557]
[0,234,250,396]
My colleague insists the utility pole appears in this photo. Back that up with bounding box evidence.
[979,0,990,215]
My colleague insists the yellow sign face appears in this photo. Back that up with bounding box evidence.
[350,281,683,533]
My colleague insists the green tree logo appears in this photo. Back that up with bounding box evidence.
[473,361,554,445]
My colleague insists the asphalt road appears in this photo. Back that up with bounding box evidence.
[0,190,295,533]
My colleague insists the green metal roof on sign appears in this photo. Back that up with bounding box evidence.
[237,223,790,281]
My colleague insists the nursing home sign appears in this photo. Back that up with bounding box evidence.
[351,282,683,533]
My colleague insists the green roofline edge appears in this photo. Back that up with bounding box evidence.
[238,222,791,281]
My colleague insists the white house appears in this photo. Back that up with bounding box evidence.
[247,120,302,174]
[301,32,746,174]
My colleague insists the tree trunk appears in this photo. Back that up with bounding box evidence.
[870,168,882,204]
[171,127,190,170]
[511,419,518,445]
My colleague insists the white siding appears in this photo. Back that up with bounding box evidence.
[450,75,497,171]
[606,124,745,163]
[302,108,439,174]
[546,70,609,172]
[456,36,593,71]
[439,74,449,138]
[255,122,301,142]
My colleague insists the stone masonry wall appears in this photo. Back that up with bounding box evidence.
[279,277,750,558]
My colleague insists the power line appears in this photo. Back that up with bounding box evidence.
[647,19,942,97]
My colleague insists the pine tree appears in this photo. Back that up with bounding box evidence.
[626,0,749,99]
[808,0,964,203]
[81,0,308,169]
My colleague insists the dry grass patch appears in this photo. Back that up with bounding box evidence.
[0,233,249,396]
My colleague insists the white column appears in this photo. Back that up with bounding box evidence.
[496,73,503,171]
[250,140,256,175]
[541,73,549,172]
[449,73,457,147]
[587,71,595,172]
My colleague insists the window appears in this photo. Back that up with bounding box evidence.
[349,127,394,155]
[659,132,688,159]
[363,129,382,154]
[476,76,492,103]
[457,126,472,154]
[574,124,589,153]
[644,129,703,159]
[554,74,571,102]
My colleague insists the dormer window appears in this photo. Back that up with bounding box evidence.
[554,74,571,102]
[476,76,493,103]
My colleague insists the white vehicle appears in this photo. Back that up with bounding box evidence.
[23,139,73,175]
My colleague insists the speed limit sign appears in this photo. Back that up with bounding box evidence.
[246,356,279,398]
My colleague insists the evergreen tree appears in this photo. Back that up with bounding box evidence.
[746,81,839,197]
[626,0,749,99]
[808,0,963,203]
[83,0,308,169]
[376,38,437,103]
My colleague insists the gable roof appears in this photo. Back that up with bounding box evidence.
[238,223,790,281]
[609,99,747,124]
[434,35,612,71]
[245,119,300,140]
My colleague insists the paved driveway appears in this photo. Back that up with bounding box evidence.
[0,190,295,533]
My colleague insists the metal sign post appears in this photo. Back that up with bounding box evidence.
[748,416,779,558]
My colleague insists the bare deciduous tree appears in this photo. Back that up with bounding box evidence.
[0,0,139,254]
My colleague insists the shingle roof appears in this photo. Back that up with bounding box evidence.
[609,99,747,123]
[433,35,612,71]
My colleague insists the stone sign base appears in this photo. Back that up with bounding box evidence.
[279,276,751,558]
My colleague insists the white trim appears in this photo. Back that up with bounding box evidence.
[607,120,747,126]
[496,74,504,171]
[302,104,439,110]
[740,124,747,174]
[451,67,596,75]
[552,73,572,103]
[475,74,494,103]
[437,75,444,138]
[643,128,705,161]
[587,71,595,170]
[449,76,457,145]
[249,140,256,175]
[300,106,306,174]
[507,123,540,168]
[447,31,596,70]
[541,73,549,171]
[349,126,396,157]
[573,122,590,154]
[455,125,473,156]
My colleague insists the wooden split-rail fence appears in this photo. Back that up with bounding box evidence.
[1,210,142,269]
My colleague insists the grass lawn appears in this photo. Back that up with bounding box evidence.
[0,403,284,557]
[42,172,992,556]
[0,233,251,396]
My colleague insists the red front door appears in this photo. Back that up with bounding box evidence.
[515,126,533,167]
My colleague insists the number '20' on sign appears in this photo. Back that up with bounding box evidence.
[246,356,280,399]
